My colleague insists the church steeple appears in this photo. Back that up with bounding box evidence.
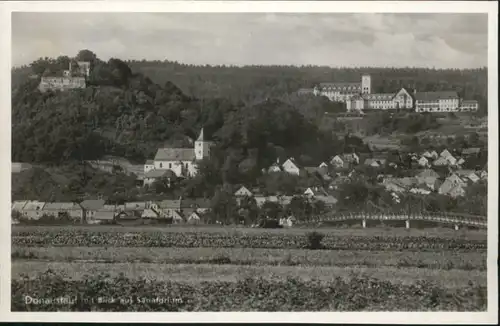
[195,127,211,160]
[197,128,204,141]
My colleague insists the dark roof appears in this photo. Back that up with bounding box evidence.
[414,91,459,101]
[80,199,105,211]
[461,100,478,104]
[318,82,361,89]
[154,148,195,161]
[462,147,481,155]
[158,199,181,209]
[145,160,154,164]
[94,211,115,220]
[144,169,174,178]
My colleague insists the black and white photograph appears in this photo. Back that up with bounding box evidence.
[1,0,498,322]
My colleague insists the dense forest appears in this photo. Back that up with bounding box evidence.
[123,60,488,112]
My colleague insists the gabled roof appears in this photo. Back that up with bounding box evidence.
[314,195,338,205]
[12,201,28,211]
[145,160,154,165]
[124,202,147,211]
[80,199,105,211]
[154,148,195,162]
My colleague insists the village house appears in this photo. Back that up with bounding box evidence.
[157,199,182,219]
[143,169,176,187]
[364,158,387,168]
[303,186,328,197]
[433,156,450,167]
[455,170,480,183]
[417,156,430,168]
[144,160,155,174]
[234,186,253,197]
[281,158,301,175]
[313,195,338,207]
[141,208,160,219]
[80,199,106,221]
[20,201,46,220]
[279,215,296,228]
[40,202,84,220]
[170,210,185,224]
[12,200,28,213]
[91,210,116,224]
[479,170,488,180]
[318,162,328,169]
[438,174,467,196]
[409,184,433,195]
[187,211,202,224]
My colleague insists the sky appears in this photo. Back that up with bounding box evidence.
[11,12,488,69]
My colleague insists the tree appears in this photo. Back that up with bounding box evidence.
[76,49,97,63]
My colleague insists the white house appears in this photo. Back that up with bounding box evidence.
[433,156,449,166]
[304,187,328,197]
[143,169,175,187]
[456,170,480,183]
[143,160,155,174]
[414,91,460,113]
[234,186,253,197]
[440,149,453,158]
[187,212,202,224]
[330,155,345,168]
[418,156,430,167]
[318,162,328,169]
[282,158,300,175]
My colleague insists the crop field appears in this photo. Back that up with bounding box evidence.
[11,225,488,311]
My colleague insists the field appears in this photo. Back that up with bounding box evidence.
[11,225,488,311]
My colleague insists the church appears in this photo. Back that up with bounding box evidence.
[143,128,213,179]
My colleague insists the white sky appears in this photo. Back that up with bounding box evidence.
[12,12,488,68]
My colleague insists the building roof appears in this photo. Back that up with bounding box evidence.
[144,169,173,179]
[364,158,387,166]
[414,91,459,101]
[363,93,394,101]
[80,199,105,211]
[94,211,115,220]
[12,201,28,211]
[145,160,154,165]
[42,202,81,211]
[154,148,195,162]
[304,167,318,174]
[417,169,440,179]
[23,201,44,211]
[124,202,147,211]
[314,195,338,205]
[461,100,478,105]
[98,205,117,212]
[298,88,314,94]
[158,199,181,209]
[462,147,481,155]
[318,82,361,90]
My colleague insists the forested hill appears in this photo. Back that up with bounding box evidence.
[12,50,369,170]
[126,60,488,107]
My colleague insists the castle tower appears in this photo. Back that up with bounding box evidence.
[361,74,371,94]
[195,128,211,160]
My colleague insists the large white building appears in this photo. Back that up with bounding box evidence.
[302,74,479,113]
[313,74,372,102]
[414,91,461,113]
[346,88,414,112]
[144,128,213,179]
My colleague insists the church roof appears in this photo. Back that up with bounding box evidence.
[154,148,195,162]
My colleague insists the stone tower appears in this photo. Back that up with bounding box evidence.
[361,74,371,95]
[195,128,211,160]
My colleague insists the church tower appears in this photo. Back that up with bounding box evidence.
[195,128,211,160]
[361,74,371,95]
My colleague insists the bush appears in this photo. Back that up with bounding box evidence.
[306,231,325,250]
